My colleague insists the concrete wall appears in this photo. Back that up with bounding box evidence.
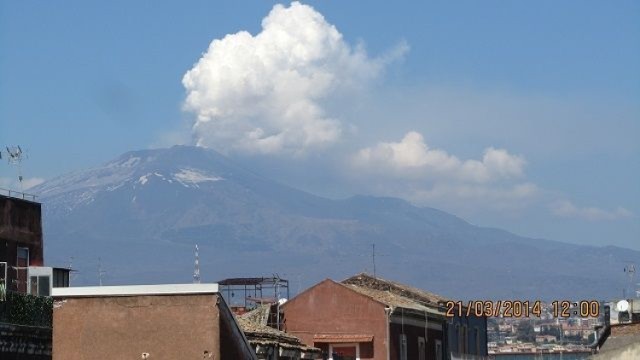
[282,279,389,360]
[53,294,222,360]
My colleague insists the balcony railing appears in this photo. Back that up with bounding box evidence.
[0,187,37,202]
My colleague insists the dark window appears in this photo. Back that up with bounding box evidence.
[0,262,6,282]
[399,334,407,360]
[418,337,426,360]
[16,247,29,292]
[17,247,29,265]
[53,269,70,288]
[38,276,50,296]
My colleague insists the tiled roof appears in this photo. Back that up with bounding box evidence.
[237,305,320,353]
[611,322,640,336]
[341,273,452,313]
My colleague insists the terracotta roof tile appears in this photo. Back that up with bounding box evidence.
[341,273,453,313]
[237,305,320,353]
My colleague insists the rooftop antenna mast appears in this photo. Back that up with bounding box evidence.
[67,256,76,286]
[370,243,388,278]
[193,244,201,284]
[372,243,377,278]
[623,262,636,298]
[5,145,26,191]
[98,258,106,286]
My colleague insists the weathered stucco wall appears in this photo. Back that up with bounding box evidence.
[282,279,389,360]
[53,294,222,360]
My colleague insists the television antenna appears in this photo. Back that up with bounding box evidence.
[193,244,201,284]
[623,262,636,298]
[372,243,377,278]
[98,257,106,286]
[67,256,78,286]
[4,146,27,191]
[371,243,389,278]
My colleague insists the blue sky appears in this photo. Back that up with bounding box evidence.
[1,1,638,249]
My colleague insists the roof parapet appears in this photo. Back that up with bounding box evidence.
[52,283,219,298]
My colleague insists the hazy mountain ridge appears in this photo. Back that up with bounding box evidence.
[32,146,639,301]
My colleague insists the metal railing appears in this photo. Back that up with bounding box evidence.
[0,187,37,202]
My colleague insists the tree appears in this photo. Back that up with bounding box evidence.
[516,321,535,342]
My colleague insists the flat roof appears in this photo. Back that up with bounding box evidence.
[52,283,219,298]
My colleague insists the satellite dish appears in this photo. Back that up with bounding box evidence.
[616,300,629,312]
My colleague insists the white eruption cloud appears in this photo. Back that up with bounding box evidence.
[183,2,407,155]
[0,177,44,191]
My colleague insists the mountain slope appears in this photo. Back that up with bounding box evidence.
[32,145,639,301]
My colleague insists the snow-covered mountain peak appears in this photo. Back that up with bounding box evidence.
[30,146,241,203]
[133,168,223,188]
[173,168,223,185]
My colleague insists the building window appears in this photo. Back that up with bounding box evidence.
[30,276,38,294]
[38,275,50,296]
[17,247,29,266]
[0,262,7,283]
[0,262,6,301]
[329,343,359,360]
[435,340,443,360]
[53,268,70,288]
[464,325,468,354]
[475,327,481,355]
[399,334,407,360]
[16,247,29,292]
[418,337,426,360]
[28,274,51,296]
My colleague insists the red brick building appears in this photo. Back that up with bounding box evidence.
[281,273,486,360]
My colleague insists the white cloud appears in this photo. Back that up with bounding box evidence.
[416,182,538,201]
[0,177,44,191]
[410,182,540,213]
[182,2,407,156]
[348,131,534,211]
[353,131,525,183]
[550,200,634,221]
